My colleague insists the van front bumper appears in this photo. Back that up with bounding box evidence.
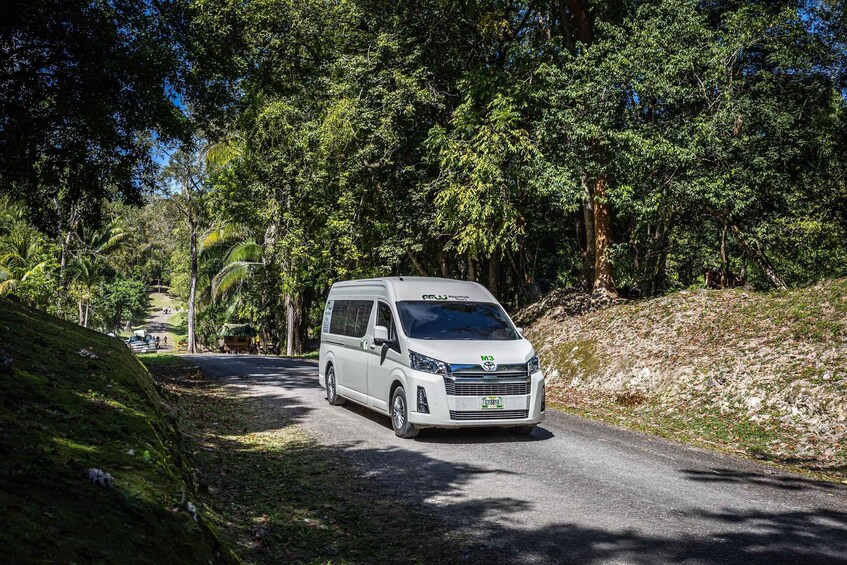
[406,369,545,428]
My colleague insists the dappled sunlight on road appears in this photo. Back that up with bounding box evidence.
[185,354,847,564]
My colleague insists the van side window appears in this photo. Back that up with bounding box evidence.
[329,299,373,337]
[345,300,373,337]
[329,301,349,335]
[377,302,395,340]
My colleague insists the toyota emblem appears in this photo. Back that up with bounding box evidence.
[482,360,497,372]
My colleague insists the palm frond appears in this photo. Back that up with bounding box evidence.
[20,261,48,281]
[225,241,262,264]
[97,230,127,254]
[202,223,243,250]
[205,138,244,168]
[223,296,243,320]
[212,261,255,299]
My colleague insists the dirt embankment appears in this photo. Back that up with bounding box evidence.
[518,279,847,480]
[0,297,230,563]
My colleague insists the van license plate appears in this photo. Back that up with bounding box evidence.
[481,396,504,409]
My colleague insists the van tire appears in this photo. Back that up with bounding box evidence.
[326,366,345,406]
[512,424,536,436]
[390,386,419,439]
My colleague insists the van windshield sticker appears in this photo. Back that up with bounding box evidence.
[322,301,334,334]
[421,294,470,301]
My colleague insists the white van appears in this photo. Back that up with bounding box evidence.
[318,277,545,438]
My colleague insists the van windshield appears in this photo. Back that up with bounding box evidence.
[396,301,519,341]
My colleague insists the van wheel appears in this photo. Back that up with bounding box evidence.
[326,366,345,406]
[512,424,536,436]
[390,386,419,439]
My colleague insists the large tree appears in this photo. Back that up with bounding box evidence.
[0,0,190,229]
[163,147,208,353]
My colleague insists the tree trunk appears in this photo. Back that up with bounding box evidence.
[719,226,728,287]
[294,288,313,356]
[725,221,787,289]
[581,173,596,291]
[488,250,500,298]
[566,0,594,44]
[407,250,427,276]
[285,293,296,356]
[187,224,198,353]
[642,223,669,296]
[60,231,71,284]
[84,302,90,328]
[592,176,618,298]
[438,249,450,278]
[467,253,476,281]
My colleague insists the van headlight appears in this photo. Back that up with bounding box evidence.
[409,350,451,375]
[527,355,540,374]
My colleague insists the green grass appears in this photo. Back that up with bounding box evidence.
[143,358,463,564]
[0,297,230,563]
[149,292,176,310]
[282,350,320,359]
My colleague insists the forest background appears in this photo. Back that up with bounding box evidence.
[2,0,845,353]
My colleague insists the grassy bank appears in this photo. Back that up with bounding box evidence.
[0,298,229,562]
[523,279,847,481]
[143,355,461,563]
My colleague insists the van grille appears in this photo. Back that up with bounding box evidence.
[445,381,530,396]
[449,410,529,421]
[450,371,528,380]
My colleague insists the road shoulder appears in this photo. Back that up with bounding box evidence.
[143,355,468,563]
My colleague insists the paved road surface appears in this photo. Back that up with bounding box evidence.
[187,354,847,564]
[144,292,178,351]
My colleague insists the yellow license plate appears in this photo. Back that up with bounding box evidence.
[481,396,504,409]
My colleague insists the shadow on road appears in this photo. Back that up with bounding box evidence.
[335,399,555,443]
[681,467,839,492]
[455,508,847,564]
[182,354,847,564]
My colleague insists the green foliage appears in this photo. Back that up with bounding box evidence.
[3,0,846,348]
[1,0,191,230]
[98,277,150,330]
[0,221,58,298]
[172,0,846,350]
[429,93,540,256]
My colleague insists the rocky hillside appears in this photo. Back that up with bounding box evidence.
[520,279,847,480]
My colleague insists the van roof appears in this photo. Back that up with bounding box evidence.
[331,276,497,303]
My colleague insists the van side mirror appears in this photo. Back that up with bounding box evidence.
[373,325,389,344]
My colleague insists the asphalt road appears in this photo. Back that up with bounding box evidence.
[186,354,847,564]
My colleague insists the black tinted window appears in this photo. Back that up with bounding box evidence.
[329,300,373,337]
[377,302,395,340]
[396,301,518,341]
[346,300,373,337]
[329,301,349,335]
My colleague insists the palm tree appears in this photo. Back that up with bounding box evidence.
[70,256,105,327]
[164,147,209,353]
[77,221,127,258]
[211,241,263,299]
[0,197,26,236]
[0,225,49,294]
